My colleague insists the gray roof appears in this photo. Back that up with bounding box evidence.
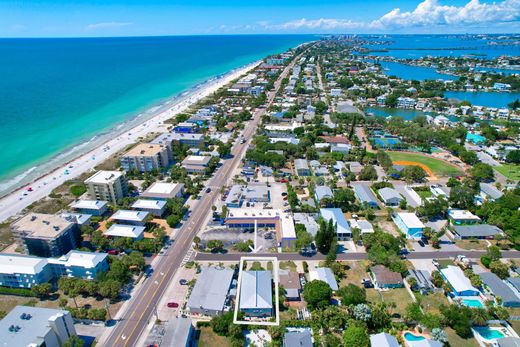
[315,186,333,202]
[507,277,520,293]
[408,340,443,347]
[370,332,400,347]
[408,269,434,290]
[378,187,403,203]
[314,267,339,291]
[284,330,313,347]
[453,224,503,238]
[240,271,273,310]
[480,272,520,305]
[480,183,504,200]
[0,306,73,347]
[497,337,520,347]
[354,184,378,204]
[162,317,193,347]
[294,159,309,170]
[187,267,234,312]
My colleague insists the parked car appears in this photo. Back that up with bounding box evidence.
[179,279,188,285]
[206,188,211,193]
[418,240,425,247]
[107,250,119,255]
[167,302,179,308]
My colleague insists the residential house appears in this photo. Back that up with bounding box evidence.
[448,209,481,225]
[354,184,379,208]
[378,187,403,206]
[315,186,333,204]
[294,159,311,177]
[370,332,400,347]
[393,212,425,239]
[452,224,503,240]
[239,270,273,317]
[131,199,167,217]
[283,329,313,347]
[440,265,480,296]
[69,200,108,216]
[104,224,145,240]
[279,269,302,301]
[111,210,149,226]
[480,272,520,307]
[309,267,338,291]
[371,265,403,289]
[181,155,211,174]
[141,182,185,200]
[320,208,352,241]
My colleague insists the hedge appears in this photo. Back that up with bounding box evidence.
[0,287,35,297]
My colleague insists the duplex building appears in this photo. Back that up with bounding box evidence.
[69,199,108,216]
[131,199,167,217]
[181,155,211,174]
[104,224,145,239]
[12,213,81,258]
[239,270,273,317]
[85,170,128,204]
[0,306,77,347]
[120,143,170,172]
[111,210,149,226]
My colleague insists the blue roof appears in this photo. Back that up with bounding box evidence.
[320,208,351,236]
[354,184,378,204]
[315,186,333,202]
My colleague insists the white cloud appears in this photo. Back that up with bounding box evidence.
[253,0,520,32]
[86,22,133,30]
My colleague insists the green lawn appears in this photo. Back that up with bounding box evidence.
[495,164,520,181]
[414,189,433,199]
[198,327,232,347]
[367,288,412,316]
[388,152,463,176]
[415,292,450,315]
[445,328,479,347]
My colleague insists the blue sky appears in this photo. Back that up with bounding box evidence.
[1,0,519,37]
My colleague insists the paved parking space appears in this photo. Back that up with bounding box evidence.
[199,227,277,249]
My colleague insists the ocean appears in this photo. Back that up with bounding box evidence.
[0,35,314,192]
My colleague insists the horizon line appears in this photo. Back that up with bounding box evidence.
[0,32,518,39]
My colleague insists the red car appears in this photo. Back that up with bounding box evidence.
[280,179,288,183]
[167,302,179,308]
[107,250,118,255]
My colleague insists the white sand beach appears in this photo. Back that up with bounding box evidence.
[0,60,260,223]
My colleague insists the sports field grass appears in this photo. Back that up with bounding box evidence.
[388,152,463,176]
[495,164,520,181]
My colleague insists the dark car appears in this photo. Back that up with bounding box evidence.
[167,302,179,308]
[206,188,211,193]
[418,240,425,247]
[179,279,188,285]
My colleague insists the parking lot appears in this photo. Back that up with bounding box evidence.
[199,227,277,250]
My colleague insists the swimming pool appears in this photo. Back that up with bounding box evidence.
[466,133,486,144]
[473,327,506,340]
[404,332,426,341]
[461,299,484,308]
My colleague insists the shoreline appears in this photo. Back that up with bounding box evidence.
[0,59,261,222]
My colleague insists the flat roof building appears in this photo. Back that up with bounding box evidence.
[239,270,273,317]
[187,266,235,316]
[105,224,145,239]
[12,213,81,258]
[69,199,108,216]
[226,208,296,247]
[131,199,167,217]
[225,185,270,208]
[181,155,211,174]
[447,209,481,225]
[111,209,149,226]
[0,306,76,347]
[120,143,170,173]
[85,170,128,204]
[141,182,184,200]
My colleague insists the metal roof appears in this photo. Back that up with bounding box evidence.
[453,224,503,238]
[239,270,273,310]
[187,267,234,313]
[370,332,400,347]
[480,272,520,305]
[320,208,351,237]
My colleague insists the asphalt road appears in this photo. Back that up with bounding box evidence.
[102,53,303,347]
[196,250,520,262]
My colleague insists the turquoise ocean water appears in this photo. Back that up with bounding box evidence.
[0,35,314,190]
